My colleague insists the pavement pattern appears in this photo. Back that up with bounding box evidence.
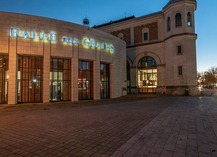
[0,96,217,157]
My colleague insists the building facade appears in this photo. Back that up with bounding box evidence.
[95,0,198,95]
[0,12,127,104]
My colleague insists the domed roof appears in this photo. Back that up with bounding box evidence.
[164,0,196,10]
[170,0,196,2]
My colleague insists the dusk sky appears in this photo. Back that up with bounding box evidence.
[0,0,216,72]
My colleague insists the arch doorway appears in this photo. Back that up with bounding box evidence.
[137,56,157,93]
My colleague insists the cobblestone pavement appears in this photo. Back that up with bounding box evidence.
[0,96,217,157]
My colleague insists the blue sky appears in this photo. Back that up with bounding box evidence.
[0,0,216,72]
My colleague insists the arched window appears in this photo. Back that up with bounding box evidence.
[138,56,157,68]
[187,12,192,27]
[167,17,171,32]
[137,56,157,93]
[175,13,182,27]
[117,33,124,40]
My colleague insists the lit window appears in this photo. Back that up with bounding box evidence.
[137,56,157,93]
[175,13,182,27]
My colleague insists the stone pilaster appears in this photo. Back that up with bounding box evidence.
[8,38,17,104]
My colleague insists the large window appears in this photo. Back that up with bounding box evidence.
[137,56,157,93]
[100,63,110,99]
[78,60,93,100]
[50,58,71,101]
[0,55,8,104]
[17,56,43,103]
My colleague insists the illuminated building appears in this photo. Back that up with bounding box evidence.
[0,12,126,104]
[95,0,198,95]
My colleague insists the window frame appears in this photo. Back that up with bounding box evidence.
[143,32,149,41]
[167,17,171,32]
[175,13,182,27]
[187,12,192,27]
[177,45,183,55]
[142,27,149,42]
[178,66,183,76]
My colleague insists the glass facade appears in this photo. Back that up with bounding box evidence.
[50,58,71,101]
[100,63,110,99]
[78,60,93,100]
[137,56,157,93]
[17,56,43,103]
[0,55,8,104]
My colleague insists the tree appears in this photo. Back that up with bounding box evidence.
[204,67,217,88]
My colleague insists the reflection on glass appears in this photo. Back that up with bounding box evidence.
[100,63,110,99]
[0,55,8,104]
[17,56,43,103]
[50,58,71,101]
[78,60,93,100]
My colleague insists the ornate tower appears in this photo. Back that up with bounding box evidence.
[162,0,197,95]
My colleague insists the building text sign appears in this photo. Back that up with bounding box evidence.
[9,28,114,53]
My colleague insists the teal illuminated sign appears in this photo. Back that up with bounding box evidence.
[82,37,114,53]
[9,28,115,53]
[62,36,79,45]
[10,28,57,42]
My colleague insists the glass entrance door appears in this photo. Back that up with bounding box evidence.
[78,61,93,100]
[50,81,62,101]
[137,56,157,93]
[138,69,157,93]
[50,58,71,102]
[100,63,110,99]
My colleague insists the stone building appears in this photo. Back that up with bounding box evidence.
[95,0,198,95]
[0,12,126,104]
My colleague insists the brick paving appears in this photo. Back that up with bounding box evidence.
[112,96,217,157]
[0,96,217,157]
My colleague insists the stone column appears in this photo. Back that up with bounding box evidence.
[109,63,114,98]
[43,41,50,103]
[93,49,100,100]
[8,38,17,104]
[130,67,138,93]
[71,45,78,102]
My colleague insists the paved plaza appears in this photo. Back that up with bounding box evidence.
[0,96,217,157]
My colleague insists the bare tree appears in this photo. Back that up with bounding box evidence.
[204,67,217,88]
